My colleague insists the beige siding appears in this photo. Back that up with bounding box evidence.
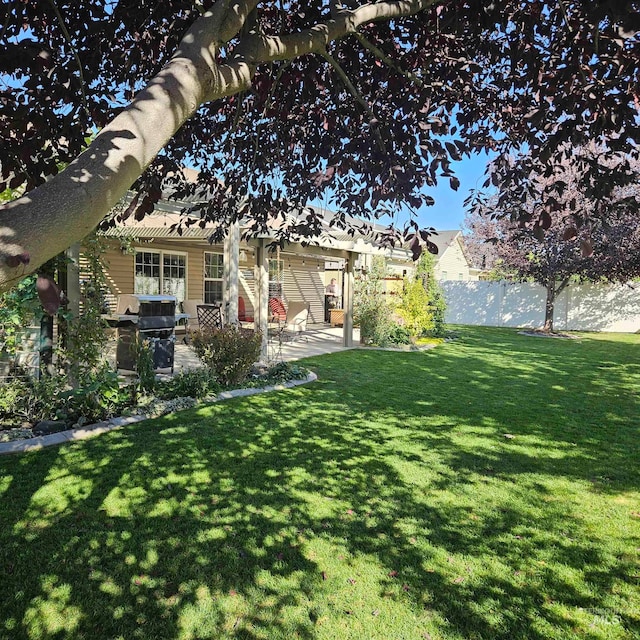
[101,239,325,321]
[236,254,324,322]
[101,239,223,310]
[99,240,134,310]
[435,239,477,281]
[239,268,257,317]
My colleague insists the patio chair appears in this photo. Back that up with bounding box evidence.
[179,299,203,332]
[175,299,204,344]
[268,297,287,323]
[197,304,223,330]
[283,301,310,342]
[238,295,254,323]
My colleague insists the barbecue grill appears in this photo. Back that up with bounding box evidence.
[115,294,177,372]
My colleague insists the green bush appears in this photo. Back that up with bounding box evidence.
[0,379,30,423]
[157,368,220,400]
[246,362,309,387]
[387,323,412,345]
[354,258,397,347]
[396,278,435,337]
[1,375,63,424]
[0,276,42,357]
[415,251,447,337]
[57,366,131,424]
[189,326,262,387]
[355,300,396,346]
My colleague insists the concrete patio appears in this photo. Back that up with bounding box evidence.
[110,324,361,375]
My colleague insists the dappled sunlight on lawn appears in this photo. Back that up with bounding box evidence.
[0,327,639,639]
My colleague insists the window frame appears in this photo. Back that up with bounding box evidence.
[203,251,225,304]
[134,249,188,302]
[268,258,284,299]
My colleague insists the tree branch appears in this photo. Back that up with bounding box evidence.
[0,0,435,291]
[354,32,426,89]
[556,276,571,295]
[319,50,388,157]
[46,0,89,117]
[235,0,436,62]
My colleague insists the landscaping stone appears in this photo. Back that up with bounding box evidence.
[32,420,69,436]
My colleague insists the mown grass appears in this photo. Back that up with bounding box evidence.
[0,326,638,640]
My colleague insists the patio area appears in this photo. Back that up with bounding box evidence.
[109,324,361,375]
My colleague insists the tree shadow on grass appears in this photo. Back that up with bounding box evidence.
[0,327,638,639]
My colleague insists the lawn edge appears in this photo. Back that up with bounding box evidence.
[0,372,318,456]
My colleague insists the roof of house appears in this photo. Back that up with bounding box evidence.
[101,193,416,260]
[429,230,461,256]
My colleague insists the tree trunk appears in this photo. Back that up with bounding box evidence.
[543,283,555,333]
[0,0,434,294]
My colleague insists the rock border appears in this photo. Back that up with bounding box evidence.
[0,372,318,456]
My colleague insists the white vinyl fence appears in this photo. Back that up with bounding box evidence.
[441,281,640,332]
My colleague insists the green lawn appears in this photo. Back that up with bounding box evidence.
[1,326,639,640]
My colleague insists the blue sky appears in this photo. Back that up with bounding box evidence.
[416,151,492,232]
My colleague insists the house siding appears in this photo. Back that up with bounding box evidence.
[100,239,222,310]
[99,240,325,322]
[282,254,325,324]
[435,239,478,281]
[236,254,325,323]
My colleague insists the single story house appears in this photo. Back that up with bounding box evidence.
[95,196,415,354]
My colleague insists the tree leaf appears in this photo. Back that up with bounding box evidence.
[36,275,61,316]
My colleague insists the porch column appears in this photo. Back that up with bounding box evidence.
[223,222,240,324]
[255,239,269,361]
[343,252,355,348]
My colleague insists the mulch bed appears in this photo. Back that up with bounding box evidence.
[518,329,580,340]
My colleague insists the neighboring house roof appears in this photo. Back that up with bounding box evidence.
[430,229,481,273]
[429,230,462,257]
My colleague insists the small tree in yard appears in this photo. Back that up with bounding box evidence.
[466,152,640,332]
[397,251,446,338]
[354,257,396,347]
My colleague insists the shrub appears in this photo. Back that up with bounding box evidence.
[0,379,30,423]
[387,323,412,345]
[246,361,309,386]
[2,375,63,424]
[356,297,396,346]
[396,278,435,337]
[57,366,131,424]
[354,257,397,347]
[131,337,157,394]
[157,368,220,400]
[415,251,447,337]
[189,326,262,387]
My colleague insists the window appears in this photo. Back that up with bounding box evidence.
[135,251,160,295]
[204,252,224,303]
[458,273,464,280]
[162,253,187,301]
[441,271,448,280]
[135,250,187,302]
[269,259,284,299]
